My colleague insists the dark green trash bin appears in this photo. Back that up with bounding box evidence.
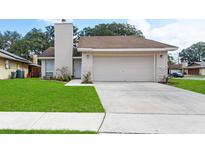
[16,70,22,78]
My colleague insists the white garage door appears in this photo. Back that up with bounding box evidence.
[93,56,154,81]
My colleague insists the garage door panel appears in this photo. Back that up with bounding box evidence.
[93,56,154,81]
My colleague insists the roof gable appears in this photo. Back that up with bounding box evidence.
[39,47,81,58]
[38,47,55,57]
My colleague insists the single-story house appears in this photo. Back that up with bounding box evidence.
[184,61,205,75]
[168,62,188,74]
[0,49,30,79]
[168,64,183,74]
[0,49,41,79]
[39,22,178,82]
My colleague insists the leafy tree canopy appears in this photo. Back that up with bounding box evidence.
[179,42,205,64]
[0,31,21,50]
[9,39,31,59]
[24,28,50,55]
[79,22,144,37]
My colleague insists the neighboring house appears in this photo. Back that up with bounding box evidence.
[168,64,183,74]
[0,49,41,79]
[39,22,178,82]
[168,62,188,74]
[0,49,30,79]
[184,61,205,75]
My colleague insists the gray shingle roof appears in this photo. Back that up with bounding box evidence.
[0,49,30,64]
[186,61,205,69]
[78,36,178,49]
[39,47,81,58]
[38,47,55,57]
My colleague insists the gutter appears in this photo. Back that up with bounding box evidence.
[38,57,55,60]
[77,47,178,52]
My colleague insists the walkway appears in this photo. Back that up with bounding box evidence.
[0,112,104,131]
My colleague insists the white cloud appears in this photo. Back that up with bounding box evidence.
[128,19,151,36]
[128,19,205,60]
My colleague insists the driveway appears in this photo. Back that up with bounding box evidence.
[95,82,205,133]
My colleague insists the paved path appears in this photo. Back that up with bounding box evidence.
[95,82,205,114]
[100,113,205,134]
[95,82,205,134]
[0,112,105,131]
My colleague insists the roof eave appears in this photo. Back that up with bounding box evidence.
[77,47,178,52]
[38,57,55,60]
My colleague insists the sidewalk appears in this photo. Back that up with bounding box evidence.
[0,112,105,131]
[99,113,205,134]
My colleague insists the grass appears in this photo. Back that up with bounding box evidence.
[169,78,205,95]
[0,129,96,134]
[0,78,104,112]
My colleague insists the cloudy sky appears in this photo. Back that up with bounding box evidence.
[0,19,205,59]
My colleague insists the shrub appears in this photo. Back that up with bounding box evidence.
[56,67,71,82]
[82,72,92,84]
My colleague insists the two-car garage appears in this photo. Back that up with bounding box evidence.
[78,36,178,83]
[93,55,155,82]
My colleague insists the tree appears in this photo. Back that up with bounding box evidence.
[45,25,54,46]
[168,54,175,65]
[79,22,144,37]
[0,32,4,49]
[73,26,79,36]
[24,28,50,55]
[45,25,79,47]
[9,39,31,59]
[179,42,205,64]
[0,31,21,50]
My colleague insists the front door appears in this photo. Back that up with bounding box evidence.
[73,59,82,78]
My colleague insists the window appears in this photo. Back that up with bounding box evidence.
[5,60,10,69]
[45,60,54,77]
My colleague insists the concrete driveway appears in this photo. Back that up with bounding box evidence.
[95,82,205,133]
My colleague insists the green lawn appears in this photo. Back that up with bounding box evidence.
[0,79,104,112]
[169,78,205,94]
[0,129,96,134]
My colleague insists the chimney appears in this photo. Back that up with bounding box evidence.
[54,21,73,76]
[32,55,38,64]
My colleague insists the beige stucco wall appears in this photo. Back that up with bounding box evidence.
[155,51,168,82]
[0,57,28,79]
[54,23,73,77]
[81,51,168,82]
[200,68,205,75]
